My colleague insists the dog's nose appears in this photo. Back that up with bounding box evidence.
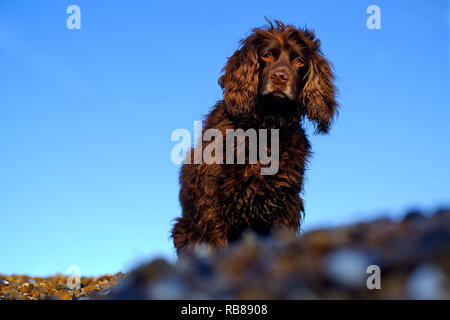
[270,70,289,84]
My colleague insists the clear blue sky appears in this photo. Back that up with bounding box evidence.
[0,0,449,276]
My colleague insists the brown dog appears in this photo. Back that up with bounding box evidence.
[171,20,338,254]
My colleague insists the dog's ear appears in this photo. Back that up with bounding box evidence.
[300,31,338,134]
[218,37,259,119]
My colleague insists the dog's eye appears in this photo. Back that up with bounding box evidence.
[261,52,273,61]
[294,57,305,67]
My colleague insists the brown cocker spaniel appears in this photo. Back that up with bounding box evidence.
[171,20,338,254]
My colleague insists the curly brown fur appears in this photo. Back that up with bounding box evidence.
[171,20,338,254]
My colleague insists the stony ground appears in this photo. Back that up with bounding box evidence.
[0,273,126,300]
[1,209,450,300]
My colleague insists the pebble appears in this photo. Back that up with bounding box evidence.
[406,264,446,300]
[0,280,10,285]
[403,210,425,223]
[147,277,187,300]
[323,249,371,288]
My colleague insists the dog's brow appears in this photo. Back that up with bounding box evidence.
[289,46,304,58]
[260,45,279,57]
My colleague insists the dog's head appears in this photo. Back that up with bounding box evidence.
[219,20,338,133]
